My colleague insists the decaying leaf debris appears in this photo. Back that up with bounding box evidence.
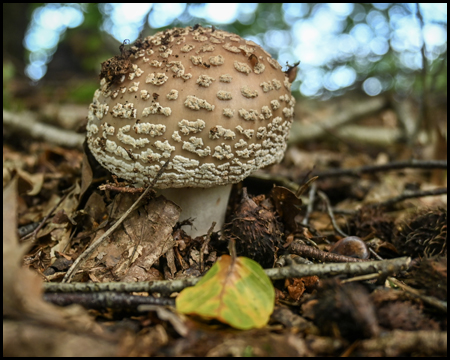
[4,82,447,356]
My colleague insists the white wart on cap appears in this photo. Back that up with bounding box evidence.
[86,26,295,189]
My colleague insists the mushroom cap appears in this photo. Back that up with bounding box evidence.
[86,26,295,188]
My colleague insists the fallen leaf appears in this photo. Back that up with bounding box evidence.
[80,195,181,283]
[176,255,275,330]
[3,177,58,321]
[270,186,303,232]
[3,177,117,356]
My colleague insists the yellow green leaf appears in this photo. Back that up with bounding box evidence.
[176,255,275,330]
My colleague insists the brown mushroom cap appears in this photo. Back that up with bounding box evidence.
[86,26,295,188]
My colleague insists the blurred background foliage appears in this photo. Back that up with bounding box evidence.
[2,3,447,108]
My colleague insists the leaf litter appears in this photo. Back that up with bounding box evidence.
[3,108,447,356]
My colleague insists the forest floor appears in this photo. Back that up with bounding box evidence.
[3,93,447,356]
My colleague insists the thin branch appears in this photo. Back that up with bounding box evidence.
[250,160,447,192]
[44,277,201,295]
[333,187,448,215]
[248,171,299,192]
[98,184,146,193]
[200,222,216,273]
[265,257,411,280]
[302,181,317,225]
[341,273,380,283]
[388,276,447,313]
[372,187,447,209]
[288,96,387,144]
[307,160,447,179]
[20,185,74,242]
[43,291,175,309]
[317,190,348,237]
[358,330,447,356]
[43,257,411,294]
[3,109,84,149]
[289,241,367,263]
[296,176,318,197]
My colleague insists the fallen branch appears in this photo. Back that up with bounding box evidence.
[290,241,368,263]
[372,187,447,209]
[250,160,447,192]
[43,257,411,294]
[307,159,447,179]
[317,190,348,237]
[265,257,410,280]
[288,97,387,144]
[3,109,84,149]
[333,125,402,147]
[44,276,200,295]
[43,291,175,309]
[388,277,447,313]
[334,187,448,216]
[358,330,447,356]
[20,184,75,242]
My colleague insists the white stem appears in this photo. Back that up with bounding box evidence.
[157,184,232,238]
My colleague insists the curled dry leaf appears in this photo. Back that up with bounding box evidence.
[270,186,303,232]
[15,168,44,196]
[285,276,319,302]
[3,179,98,326]
[3,177,61,321]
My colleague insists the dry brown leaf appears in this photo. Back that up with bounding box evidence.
[15,168,44,196]
[3,177,60,322]
[3,177,117,356]
[270,186,303,232]
[81,195,181,282]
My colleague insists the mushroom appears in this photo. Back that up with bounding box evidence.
[86,26,295,237]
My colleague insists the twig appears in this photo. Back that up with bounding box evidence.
[248,171,299,192]
[265,257,410,280]
[3,109,84,149]
[18,222,40,238]
[372,187,447,209]
[306,160,447,179]
[43,257,411,294]
[358,330,447,356]
[200,222,216,273]
[296,176,318,197]
[388,276,447,313]
[62,161,169,283]
[251,160,447,195]
[289,241,368,263]
[44,277,201,295]
[341,273,380,283]
[333,187,448,216]
[98,175,146,193]
[288,96,387,144]
[334,125,403,147]
[317,191,348,237]
[43,291,175,309]
[20,185,74,242]
[369,248,384,260]
[98,184,146,193]
[302,182,317,225]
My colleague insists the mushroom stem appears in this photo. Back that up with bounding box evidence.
[157,184,233,238]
